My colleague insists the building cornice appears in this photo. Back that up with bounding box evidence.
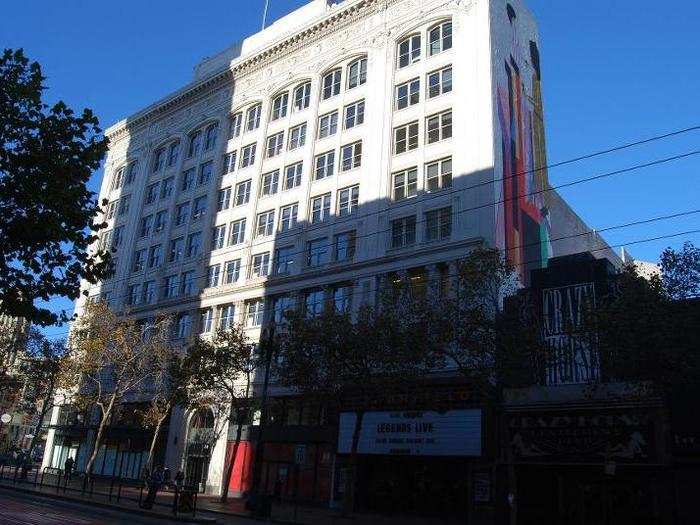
[106,0,390,142]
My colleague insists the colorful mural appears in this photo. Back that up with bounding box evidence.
[496,37,552,284]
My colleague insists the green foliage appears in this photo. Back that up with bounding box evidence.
[660,241,700,300]
[0,48,111,326]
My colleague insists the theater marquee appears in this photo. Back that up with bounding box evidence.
[337,410,482,457]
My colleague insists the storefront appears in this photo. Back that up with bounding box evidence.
[336,408,492,520]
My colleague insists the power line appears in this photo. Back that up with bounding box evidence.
[89,148,700,292]
[40,209,700,339]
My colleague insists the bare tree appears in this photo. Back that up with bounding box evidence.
[67,301,171,478]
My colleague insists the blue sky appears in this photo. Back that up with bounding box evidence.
[2,0,699,333]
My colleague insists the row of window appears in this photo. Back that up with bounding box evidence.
[393,157,453,200]
[397,20,452,69]
[391,206,452,249]
[393,109,452,155]
[395,65,452,110]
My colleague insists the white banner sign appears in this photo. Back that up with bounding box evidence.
[338,410,482,457]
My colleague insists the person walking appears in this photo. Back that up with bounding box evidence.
[141,465,164,510]
[64,456,75,482]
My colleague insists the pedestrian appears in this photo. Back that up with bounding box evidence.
[173,470,185,515]
[141,465,164,510]
[64,456,75,482]
[163,467,171,489]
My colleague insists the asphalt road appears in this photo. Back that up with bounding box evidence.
[0,488,184,525]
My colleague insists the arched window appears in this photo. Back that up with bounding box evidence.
[347,57,367,89]
[397,34,421,68]
[152,147,166,173]
[271,92,289,121]
[167,141,180,167]
[293,82,311,111]
[204,123,218,151]
[321,69,342,100]
[229,112,243,139]
[246,103,262,132]
[187,129,202,158]
[125,161,139,185]
[428,20,452,56]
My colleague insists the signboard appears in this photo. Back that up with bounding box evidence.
[508,410,656,463]
[337,410,481,457]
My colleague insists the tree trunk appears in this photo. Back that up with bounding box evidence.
[343,409,365,516]
[145,410,169,473]
[26,396,52,461]
[85,395,116,477]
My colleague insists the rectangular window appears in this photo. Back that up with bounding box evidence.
[111,168,124,191]
[180,270,196,295]
[293,82,311,111]
[207,264,221,288]
[198,161,213,185]
[219,304,236,330]
[228,218,246,245]
[307,238,329,267]
[425,206,452,241]
[106,201,117,220]
[181,168,195,191]
[288,123,307,150]
[394,122,419,154]
[271,92,289,121]
[212,224,227,250]
[274,246,295,275]
[185,231,202,258]
[425,158,453,191]
[246,299,265,327]
[167,142,179,167]
[229,112,243,138]
[393,168,418,200]
[175,202,190,226]
[274,295,296,324]
[176,313,192,338]
[391,216,417,248]
[428,21,452,56]
[398,35,421,68]
[305,290,325,317]
[260,170,279,197]
[250,252,271,278]
[344,100,365,129]
[145,182,159,205]
[200,309,214,333]
[266,132,284,158]
[427,66,453,98]
[396,79,420,110]
[224,259,241,284]
[126,162,139,185]
[154,210,167,233]
[217,187,231,211]
[283,163,302,190]
[341,142,362,171]
[163,275,179,299]
[152,147,165,173]
[148,245,162,268]
[310,193,331,224]
[234,180,251,206]
[255,210,275,238]
[318,111,338,139]
[143,281,156,304]
[347,58,368,89]
[223,151,237,175]
[322,69,342,100]
[337,185,359,217]
[240,143,257,168]
[333,285,353,313]
[279,203,299,232]
[160,177,174,199]
[139,215,153,237]
[334,231,356,262]
[314,151,335,180]
[191,196,207,220]
[132,249,146,272]
[246,104,261,132]
[426,110,452,144]
[117,195,130,216]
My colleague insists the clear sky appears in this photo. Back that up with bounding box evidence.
[2,0,699,335]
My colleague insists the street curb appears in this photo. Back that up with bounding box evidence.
[195,505,302,525]
[0,483,217,524]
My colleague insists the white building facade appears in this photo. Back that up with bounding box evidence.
[44,0,613,507]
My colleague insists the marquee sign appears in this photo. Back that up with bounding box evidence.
[507,410,656,463]
[337,410,482,457]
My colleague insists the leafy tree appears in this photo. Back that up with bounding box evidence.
[67,301,171,477]
[186,326,259,503]
[0,48,110,326]
[659,241,700,300]
[275,293,438,513]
